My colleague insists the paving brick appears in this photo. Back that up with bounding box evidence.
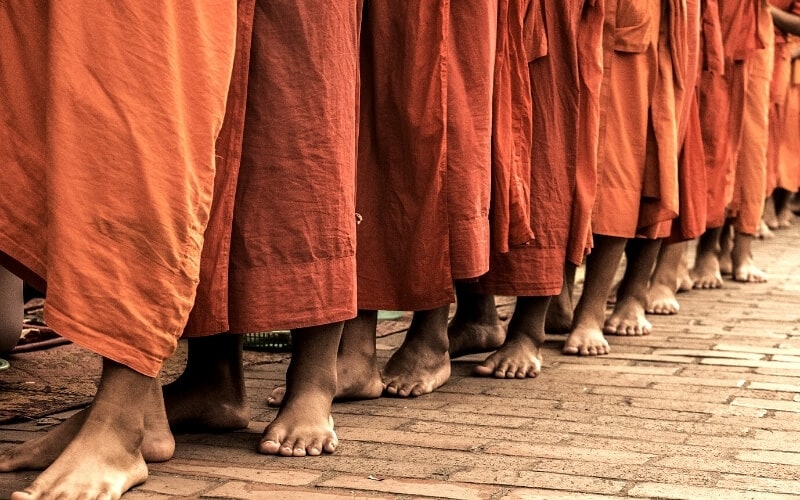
[654,455,800,479]
[403,421,567,445]
[552,363,681,375]
[588,385,731,403]
[337,426,484,451]
[134,474,217,496]
[716,474,800,495]
[715,344,800,356]
[203,481,393,499]
[737,450,800,466]
[319,474,500,499]
[652,348,765,360]
[149,461,321,486]
[628,482,798,499]
[484,441,656,465]
[731,397,800,413]
[500,488,626,499]
[448,468,626,495]
[747,381,800,393]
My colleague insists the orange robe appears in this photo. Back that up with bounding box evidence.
[778,40,800,192]
[0,2,238,377]
[669,0,709,241]
[356,1,497,310]
[477,0,605,297]
[185,0,362,336]
[767,2,800,195]
[702,0,770,233]
[593,0,681,239]
[726,1,773,235]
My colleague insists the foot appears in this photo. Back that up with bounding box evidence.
[259,392,338,457]
[382,342,451,397]
[544,299,573,334]
[8,360,154,500]
[163,373,250,432]
[778,208,794,228]
[267,362,383,407]
[604,297,652,335]
[731,233,767,283]
[646,282,680,315]
[690,252,723,289]
[447,320,505,359]
[474,336,542,378]
[562,326,609,356]
[0,389,174,472]
[756,220,774,239]
[676,267,694,292]
[732,255,768,283]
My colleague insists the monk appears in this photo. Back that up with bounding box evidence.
[266,0,520,404]
[447,0,605,374]
[564,0,682,354]
[645,0,710,316]
[346,0,499,397]
[0,2,237,498]
[764,2,800,230]
[160,0,364,458]
[692,0,773,287]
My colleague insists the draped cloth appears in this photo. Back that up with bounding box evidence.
[477,0,605,297]
[0,1,239,377]
[592,0,680,239]
[356,0,498,311]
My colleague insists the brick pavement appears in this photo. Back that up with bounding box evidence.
[2,223,800,499]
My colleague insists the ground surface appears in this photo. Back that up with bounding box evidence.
[2,225,800,499]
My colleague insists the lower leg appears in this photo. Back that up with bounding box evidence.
[646,241,689,315]
[163,334,249,431]
[773,188,794,227]
[383,304,451,397]
[718,220,734,275]
[545,263,576,334]
[0,266,23,353]
[564,235,627,356]
[268,311,382,406]
[260,322,343,457]
[605,238,661,335]
[9,359,153,500]
[731,231,767,283]
[474,296,549,378]
[690,227,724,289]
[448,283,504,359]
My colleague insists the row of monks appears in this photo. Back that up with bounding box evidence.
[1,1,798,498]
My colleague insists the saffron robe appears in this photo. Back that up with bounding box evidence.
[0,1,238,377]
[356,0,498,310]
[478,0,605,297]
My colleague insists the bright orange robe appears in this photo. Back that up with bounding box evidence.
[185,0,363,336]
[668,0,709,241]
[593,0,680,239]
[478,0,605,297]
[356,1,497,311]
[0,2,238,376]
[726,1,773,235]
[767,2,800,195]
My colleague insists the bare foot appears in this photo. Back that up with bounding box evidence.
[731,233,767,283]
[562,326,609,356]
[447,320,505,359]
[8,360,153,500]
[756,220,774,240]
[646,282,680,315]
[474,336,542,378]
[382,306,451,397]
[0,384,174,471]
[604,297,652,335]
[778,208,794,228]
[259,392,338,457]
[691,252,723,289]
[268,312,383,407]
[163,335,250,432]
[676,266,694,292]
